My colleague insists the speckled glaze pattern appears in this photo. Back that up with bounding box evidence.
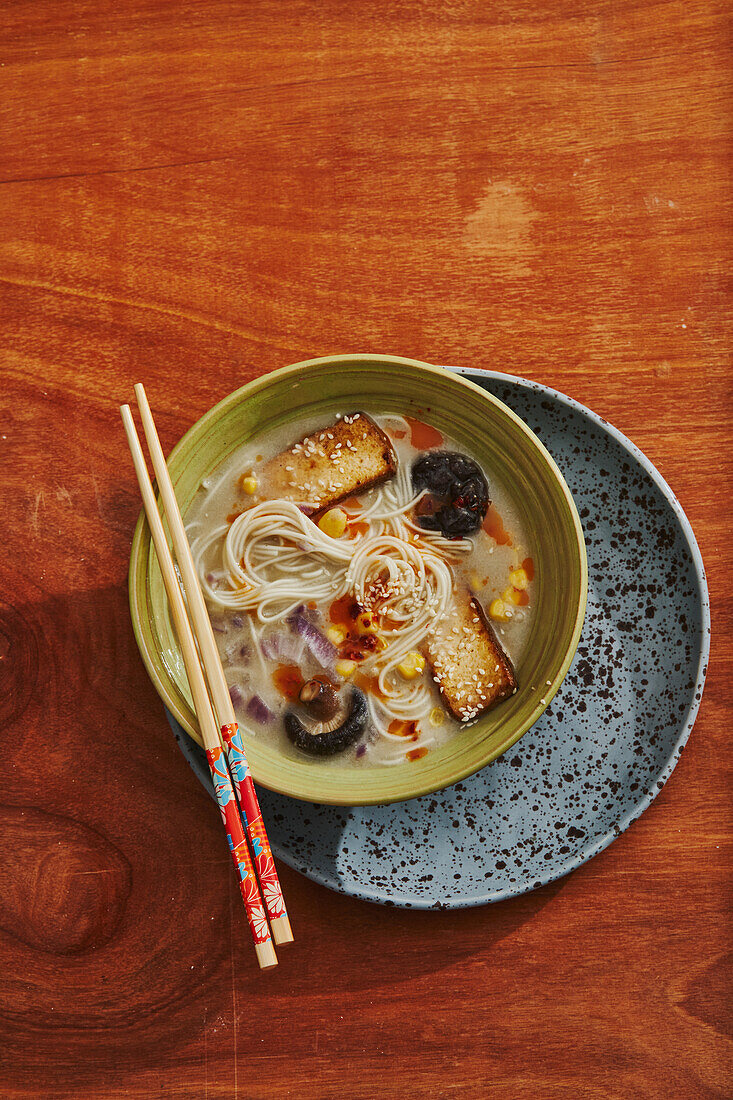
[166,370,710,908]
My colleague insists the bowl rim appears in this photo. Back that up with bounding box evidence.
[129,353,588,804]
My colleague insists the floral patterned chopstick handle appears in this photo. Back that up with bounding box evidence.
[221,723,289,928]
[206,745,273,950]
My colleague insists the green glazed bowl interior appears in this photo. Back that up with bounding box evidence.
[129,354,587,805]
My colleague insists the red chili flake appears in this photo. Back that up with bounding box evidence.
[407,747,428,761]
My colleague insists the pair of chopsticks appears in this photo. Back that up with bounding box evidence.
[121,384,293,971]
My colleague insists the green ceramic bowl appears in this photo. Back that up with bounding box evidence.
[129,354,587,805]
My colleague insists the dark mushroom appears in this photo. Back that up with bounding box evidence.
[285,686,368,756]
[298,678,342,725]
[411,451,490,538]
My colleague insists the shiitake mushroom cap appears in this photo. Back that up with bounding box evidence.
[298,677,341,722]
[411,450,490,538]
[285,686,368,757]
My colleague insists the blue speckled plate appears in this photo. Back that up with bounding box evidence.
[165,369,710,908]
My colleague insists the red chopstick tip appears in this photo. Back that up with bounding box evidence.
[270,914,294,946]
[255,940,278,970]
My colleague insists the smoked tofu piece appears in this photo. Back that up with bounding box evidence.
[258,412,397,512]
[426,589,516,721]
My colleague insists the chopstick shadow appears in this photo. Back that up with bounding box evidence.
[2,576,561,1014]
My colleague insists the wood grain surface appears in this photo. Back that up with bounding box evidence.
[1,1,731,1096]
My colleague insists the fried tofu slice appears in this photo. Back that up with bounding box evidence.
[258,412,397,512]
[426,589,517,722]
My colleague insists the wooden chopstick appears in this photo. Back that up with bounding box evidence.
[132,384,294,947]
[120,404,278,971]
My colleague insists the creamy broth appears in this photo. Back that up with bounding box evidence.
[186,412,534,767]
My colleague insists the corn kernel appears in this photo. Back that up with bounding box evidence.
[502,586,522,606]
[318,507,348,538]
[374,635,388,651]
[429,706,445,727]
[489,598,512,622]
[335,659,357,678]
[397,651,426,680]
[326,625,347,646]
[508,566,529,591]
[241,475,258,495]
[355,610,378,634]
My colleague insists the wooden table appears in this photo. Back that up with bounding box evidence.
[1,2,730,1096]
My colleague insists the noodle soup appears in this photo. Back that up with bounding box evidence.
[186,412,534,767]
